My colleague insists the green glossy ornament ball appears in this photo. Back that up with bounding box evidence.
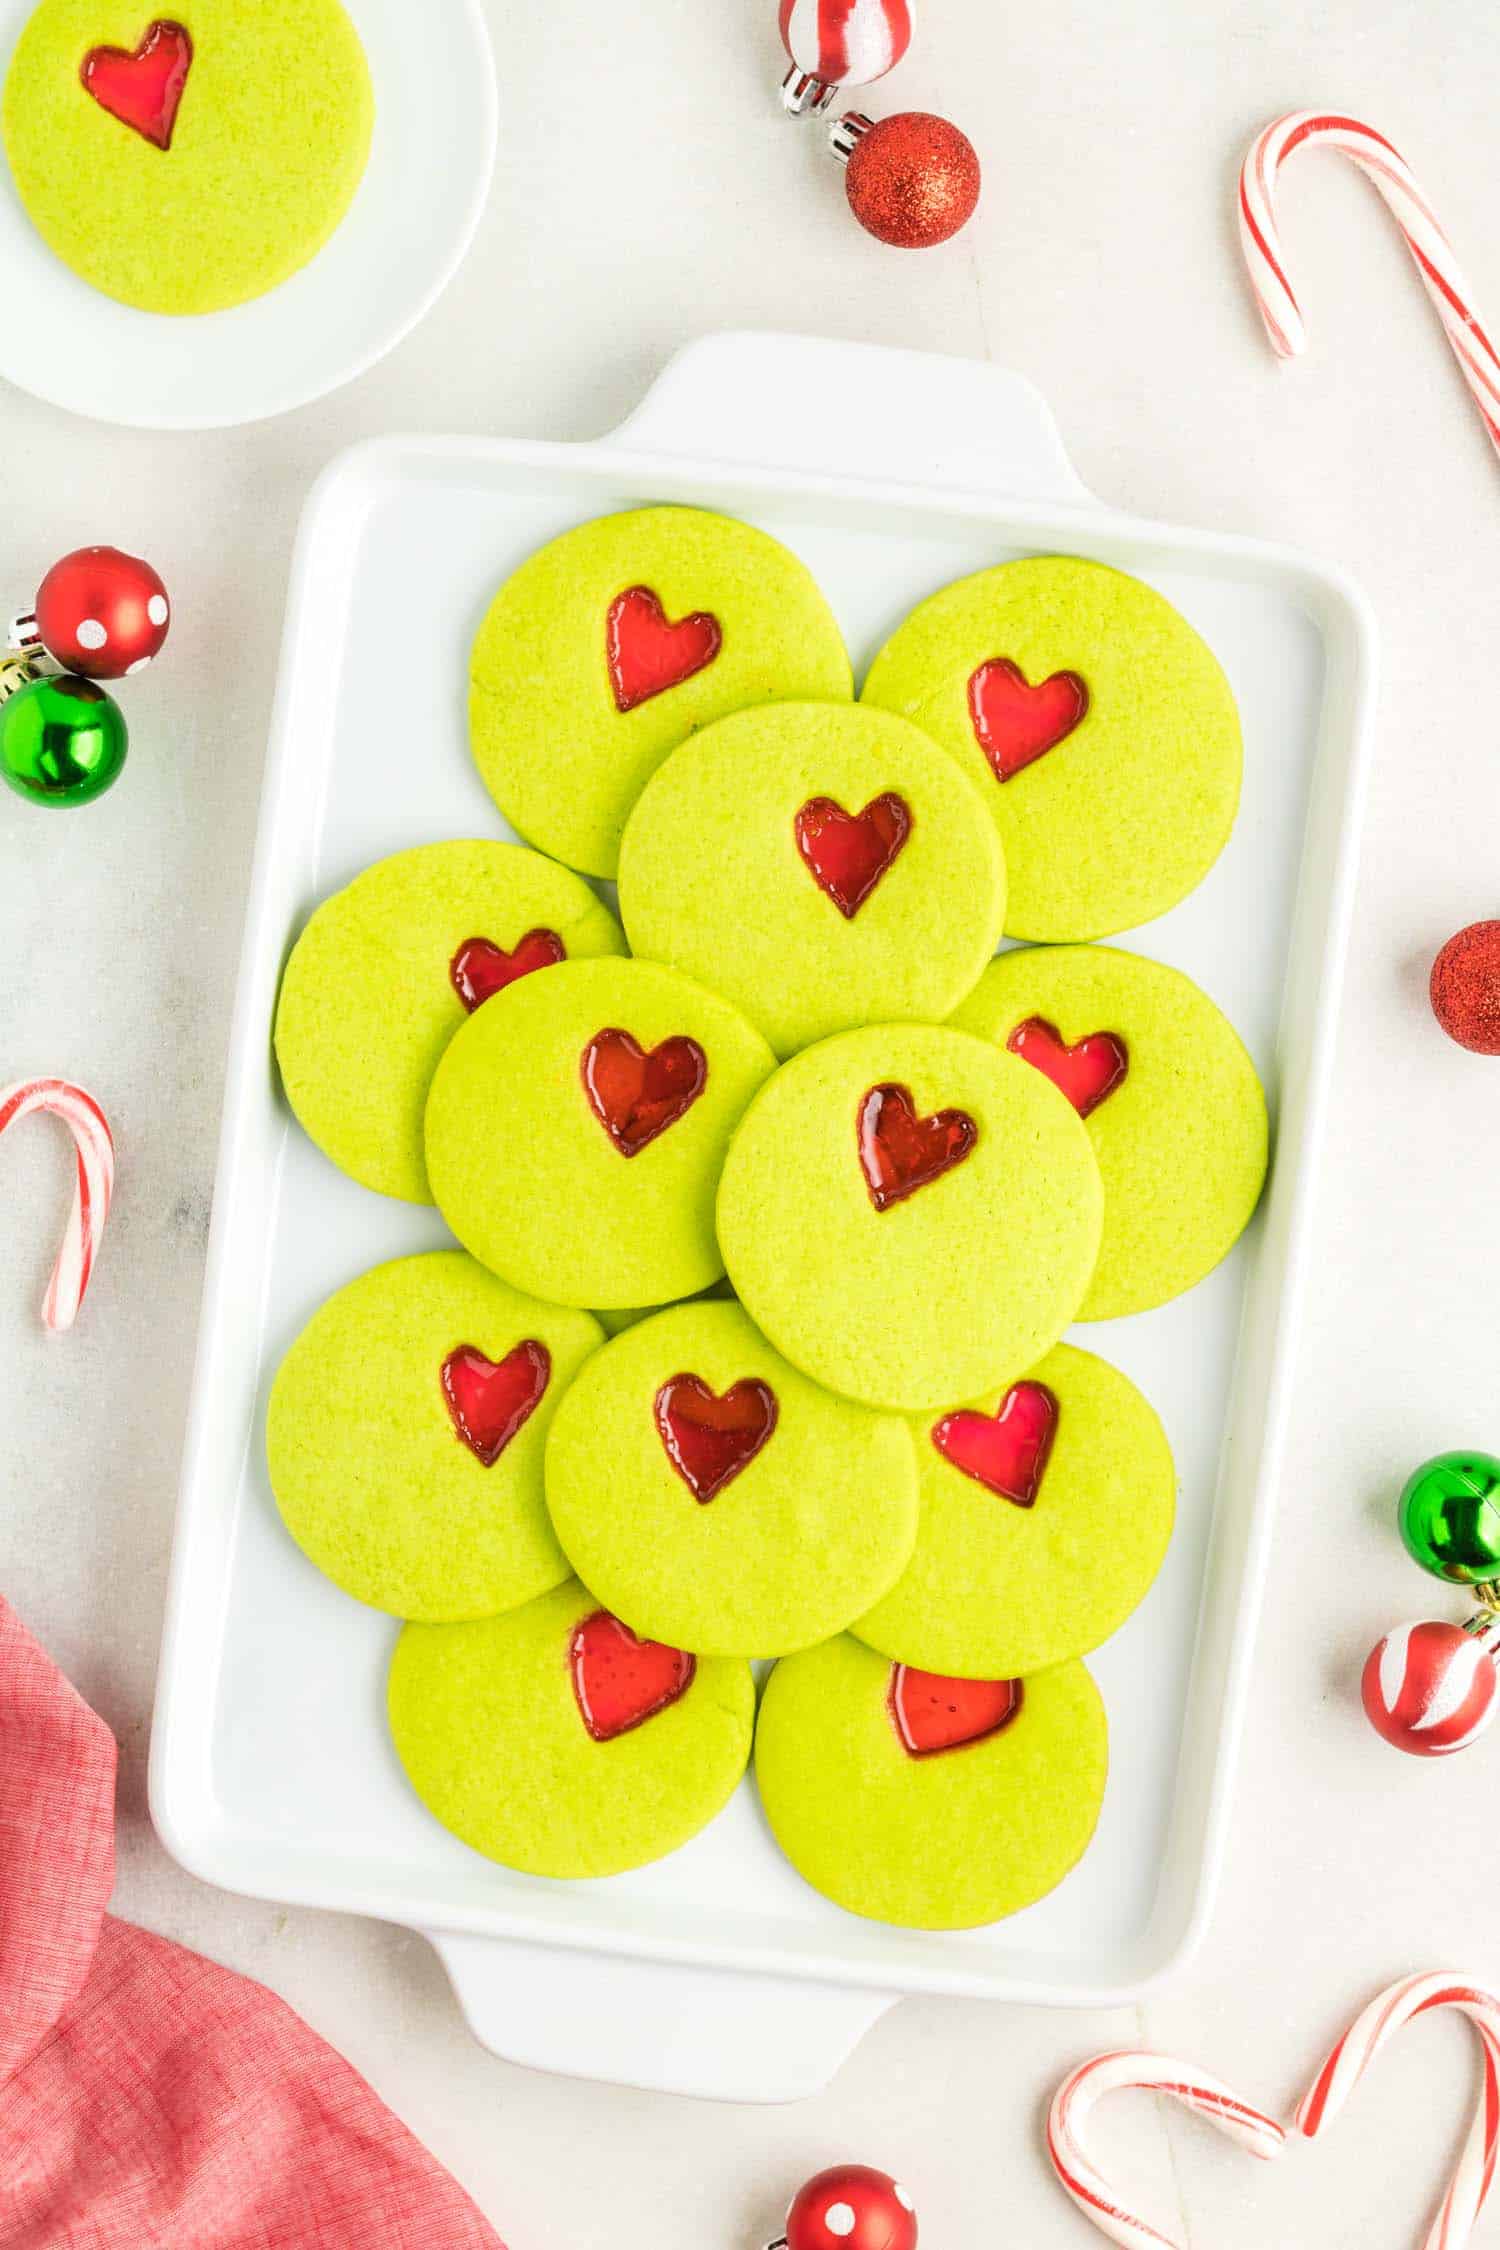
[0,674,127,807]
[1398,1450,1500,1585]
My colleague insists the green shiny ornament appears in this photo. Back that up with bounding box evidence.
[0,673,127,807]
[1398,1450,1500,1585]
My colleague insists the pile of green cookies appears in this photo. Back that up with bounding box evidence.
[268,505,1268,1932]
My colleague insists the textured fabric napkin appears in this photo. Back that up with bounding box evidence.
[0,1598,505,2248]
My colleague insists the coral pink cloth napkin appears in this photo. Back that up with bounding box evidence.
[0,1598,505,2248]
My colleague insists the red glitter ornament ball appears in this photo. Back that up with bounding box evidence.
[32,547,171,680]
[774,2164,918,2250]
[844,112,980,248]
[1431,920,1500,1053]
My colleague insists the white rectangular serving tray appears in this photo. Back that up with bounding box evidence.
[151,332,1376,2103]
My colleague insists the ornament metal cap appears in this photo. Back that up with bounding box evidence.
[829,109,873,162]
[781,64,838,115]
[7,610,42,661]
[0,655,39,706]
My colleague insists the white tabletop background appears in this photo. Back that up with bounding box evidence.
[3,0,1499,2241]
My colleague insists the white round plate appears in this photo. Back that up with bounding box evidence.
[0,0,497,428]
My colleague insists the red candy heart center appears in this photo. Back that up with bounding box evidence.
[654,1373,779,1503]
[1007,1016,1128,1118]
[81,19,193,149]
[449,929,566,1013]
[968,658,1089,782]
[931,1381,1059,1508]
[889,1664,1024,1757]
[794,791,912,919]
[857,1082,976,1212]
[606,585,723,713]
[581,1028,708,1157]
[570,1610,696,1742]
[441,1341,551,1467]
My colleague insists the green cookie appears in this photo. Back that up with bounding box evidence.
[717,1025,1103,1411]
[425,958,776,1309]
[469,507,853,879]
[755,1634,1107,1928]
[545,1300,918,1656]
[853,1341,1175,1677]
[862,556,1242,942]
[389,1581,755,1878]
[274,841,624,1205]
[951,945,1268,1317]
[266,1252,600,1622]
[4,0,373,315]
[618,702,1007,1058]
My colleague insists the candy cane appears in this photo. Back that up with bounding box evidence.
[1296,1973,1500,2250]
[1046,2051,1285,2250]
[0,1078,114,1331]
[1238,111,1500,456]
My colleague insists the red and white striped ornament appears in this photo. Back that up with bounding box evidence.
[1238,111,1500,458]
[778,0,913,115]
[0,1078,114,1331]
[1361,1618,1500,1757]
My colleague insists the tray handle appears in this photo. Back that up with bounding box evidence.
[426,1929,896,2103]
[611,330,1096,506]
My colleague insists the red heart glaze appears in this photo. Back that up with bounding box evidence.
[889,1663,1024,1757]
[449,929,566,1013]
[606,586,723,713]
[581,1028,708,1157]
[654,1373,779,1503]
[968,658,1088,782]
[81,19,192,149]
[570,1610,696,1742]
[1007,1016,1128,1118]
[857,1082,976,1212]
[931,1381,1059,1508]
[440,1341,551,1467]
[794,791,912,919]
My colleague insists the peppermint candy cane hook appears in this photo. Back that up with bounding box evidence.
[0,1078,114,1331]
[1238,111,1500,456]
[1297,1972,1500,2250]
[1047,2051,1286,2249]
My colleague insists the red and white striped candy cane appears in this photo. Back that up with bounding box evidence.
[1238,111,1500,456]
[1297,1973,1500,2250]
[1047,2050,1286,2250]
[0,1078,114,1331]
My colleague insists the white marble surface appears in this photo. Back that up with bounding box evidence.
[4,0,1500,2240]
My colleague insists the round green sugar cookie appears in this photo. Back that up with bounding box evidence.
[545,1300,918,1657]
[950,945,1268,1318]
[469,507,853,879]
[755,1634,1107,1928]
[389,1582,755,1879]
[3,0,373,316]
[266,1252,600,1623]
[274,841,624,1205]
[617,702,1006,1058]
[425,958,776,1309]
[717,1024,1103,1412]
[861,556,1242,942]
[853,1341,1175,1678]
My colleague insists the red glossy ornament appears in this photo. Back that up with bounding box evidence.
[449,930,566,1012]
[606,586,722,713]
[857,1081,976,1211]
[795,792,911,918]
[1006,1017,1129,1119]
[1430,921,1500,1054]
[1361,1618,1500,1757]
[771,2164,918,2250]
[968,658,1088,781]
[82,19,192,150]
[15,547,171,680]
[833,110,980,248]
[569,1612,695,1743]
[580,1029,708,1156]
[654,1373,779,1501]
[440,1341,551,1467]
[931,1381,1059,1507]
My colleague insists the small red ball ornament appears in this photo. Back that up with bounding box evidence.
[771,2164,918,2250]
[1361,1617,1500,1757]
[1430,920,1500,1054]
[14,546,171,680]
[833,110,980,247]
